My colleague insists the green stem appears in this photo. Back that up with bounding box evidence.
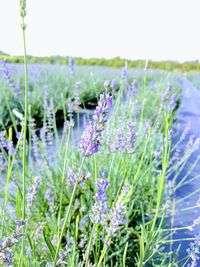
[57,126,71,230]
[85,225,95,267]
[21,14,28,222]
[96,243,107,267]
[53,157,85,266]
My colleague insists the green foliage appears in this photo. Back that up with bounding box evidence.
[1,53,200,72]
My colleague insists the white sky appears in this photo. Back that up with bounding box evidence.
[0,0,200,62]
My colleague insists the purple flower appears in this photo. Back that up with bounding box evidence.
[161,91,169,101]
[80,92,112,156]
[99,168,107,179]
[0,132,15,156]
[96,179,109,202]
[167,93,176,112]
[187,235,200,267]
[105,202,126,237]
[128,80,137,95]
[90,178,109,224]
[121,65,128,81]
[67,168,78,186]
[68,57,75,76]
[0,60,21,97]
[110,80,117,90]
[80,122,100,156]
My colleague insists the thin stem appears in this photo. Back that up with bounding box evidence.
[57,126,71,230]
[21,14,28,222]
[53,157,85,266]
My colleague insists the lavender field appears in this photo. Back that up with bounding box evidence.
[1,58,200,266]
[1,1,200,267]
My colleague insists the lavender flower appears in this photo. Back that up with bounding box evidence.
[105,202,126,238]
[128,80,137,95]
[34,222,45,242]
[43,85,49,110]
[110,80,117,90]
[73,81,81,108]
[0,221,26,266]
[63,119,74,134]
[126,122,137,154]
[27,176,41,216]
[121,64,128,81]
[161,91,169,101]
[186,135,200,155]
[0,132,15,156]
[80,92,112,156]
[45,98,54,145]
[0,60,21,97]
[90,178,109,224]
[108,121,137,154]
[67,167,91,187]
[29,117,40,159]
[167,93,177,112]
[109,128,126,153]
[67,168,77,187]
[187,235,200,267]
[20,0,27,18]
[103,183,127,238]
[68,57,75,76]
[45,187,56,213]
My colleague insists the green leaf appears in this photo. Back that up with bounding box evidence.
[43,227,56,260]
[27,233,36,258]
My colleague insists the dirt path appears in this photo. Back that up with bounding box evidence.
[169,78,200,260]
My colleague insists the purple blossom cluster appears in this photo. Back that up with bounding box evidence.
[161,82,173,101]
[167,93,177,113]
[67,167,91,187]
[26,176,41,216]
[80,92,112,156]
[41,97,54,146]
[128,80,138,95]
[110,80,117,90]
[29,117,40,159]
[187,235,200,267]
[90,178,109,224]
[0,221,26,266]
[104,202,126,238]
[63,119,74,134]
[45,187,56,214]
[0,60,21,97]
[107,121,137,154]
[121,65,128,81]
[68,57,75,76]
[0,132,15,156]
[90,172,127,242]
[186,135,200,155]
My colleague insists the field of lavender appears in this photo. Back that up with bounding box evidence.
[1,2,200,266]
[1,58,200,267]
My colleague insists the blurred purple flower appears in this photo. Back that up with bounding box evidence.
[110,80,117,90]
[167,93,177,112]
[0,60,21,97]
[128,80,137,95]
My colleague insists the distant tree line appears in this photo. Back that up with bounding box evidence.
[0,51,200,72]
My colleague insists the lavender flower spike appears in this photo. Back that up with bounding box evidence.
[90,178,109,224]
[80,92,112,156]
